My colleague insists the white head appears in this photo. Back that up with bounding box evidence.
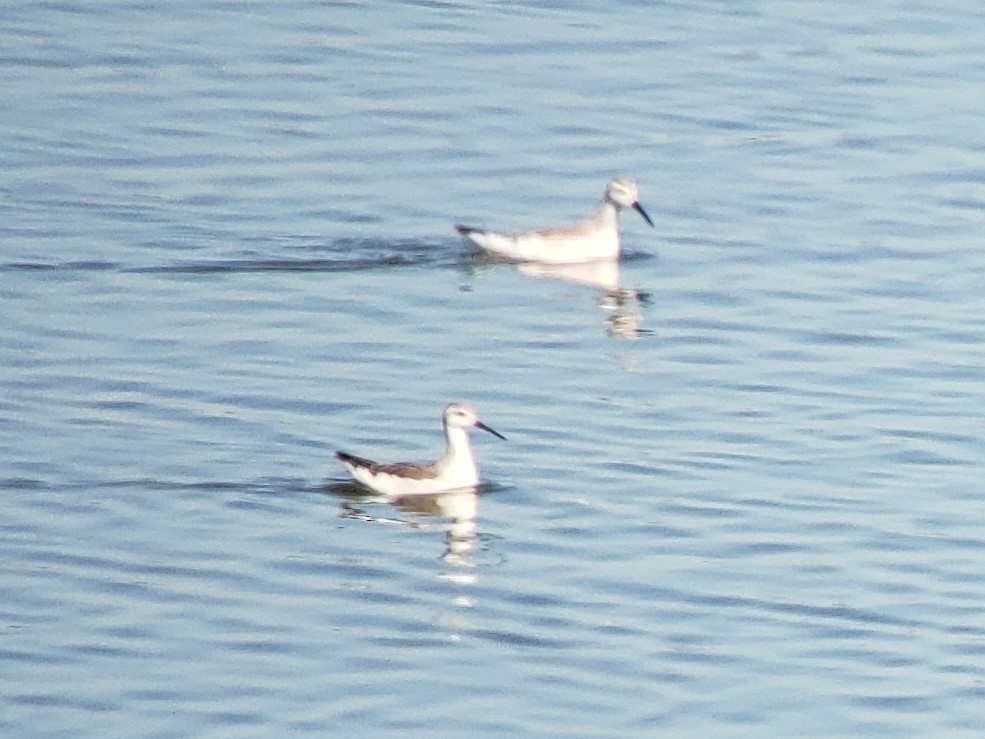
[605,176,654,227]
[443,402,506,439]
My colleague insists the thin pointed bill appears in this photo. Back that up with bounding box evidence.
[633,201,655,227]
[475,420,506,440]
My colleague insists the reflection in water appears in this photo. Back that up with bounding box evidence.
[517,259,648,339]
[391,489,478,567]
[332,483,480,567]
[518,257,621,292]
[598,287,648,340]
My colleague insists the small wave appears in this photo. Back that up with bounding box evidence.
[132,238,461,274]
[0,260,122,272]
[1,238,465,275]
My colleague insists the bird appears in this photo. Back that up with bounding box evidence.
[455,176,654,264]
[336,402,505,496]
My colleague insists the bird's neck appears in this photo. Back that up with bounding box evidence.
[594,199,621,224]
[443,426,475,464]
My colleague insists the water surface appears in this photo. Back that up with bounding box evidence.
[3,1,985,736]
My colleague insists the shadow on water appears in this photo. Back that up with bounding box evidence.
[0,475,506,568]
[320,478,511,568]
[3,236,654,337]
[134,237,463,274]
[1,237,651,275]
[0,237,463,275]
[465,248,655,339]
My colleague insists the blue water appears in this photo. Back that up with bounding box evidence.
[3,1,985,736]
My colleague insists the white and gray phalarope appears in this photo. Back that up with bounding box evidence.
[456,176,653,264]
[336,402,505,496]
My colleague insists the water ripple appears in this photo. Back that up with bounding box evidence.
[3,0,985,736]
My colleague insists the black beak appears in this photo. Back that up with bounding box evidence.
[633,201,655,227]
[476,420,506,440]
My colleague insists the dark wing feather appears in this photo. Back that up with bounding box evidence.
[336,451,437,480]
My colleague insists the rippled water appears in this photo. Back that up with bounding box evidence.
[3,1,985,736]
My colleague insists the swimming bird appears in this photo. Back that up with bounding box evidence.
[336,402,505,496]
[455,176,654,264]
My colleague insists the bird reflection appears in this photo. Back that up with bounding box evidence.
[390,489,478,566]
[516,258,648,339]
[333,483,480,566]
